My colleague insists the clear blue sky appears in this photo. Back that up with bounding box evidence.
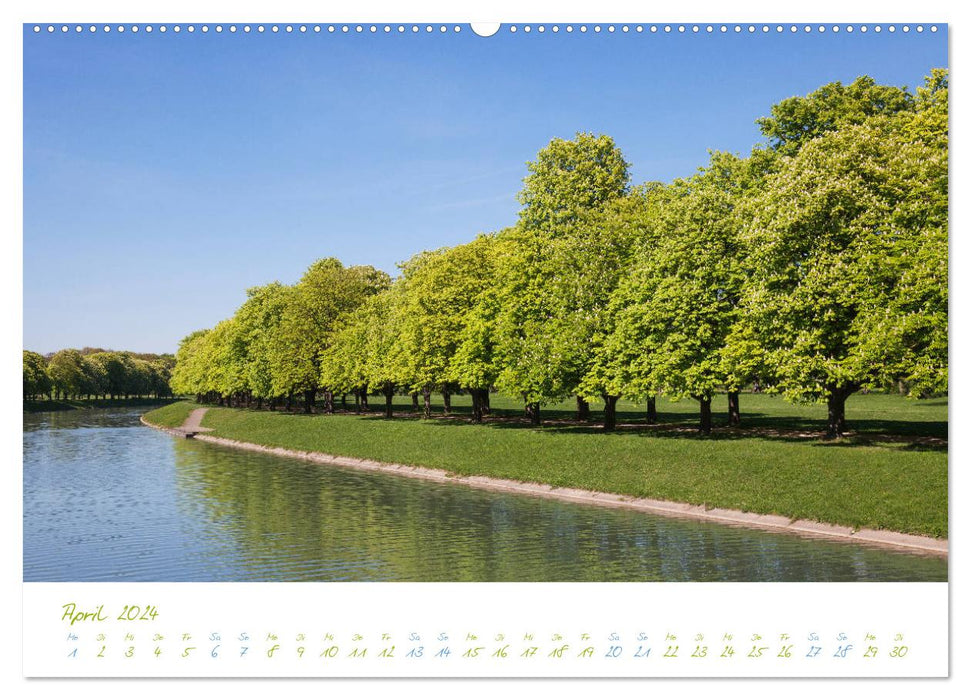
[23,24,948,354]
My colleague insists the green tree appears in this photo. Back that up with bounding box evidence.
[397,233,500,420]
[498,134,632,424]
[354,284,409,418]
[740,101,946,436]
[46,349,87,399]
[756,75,914,156]
[518,132,631,231]
[599,154,748,434]
[272,259,390,413]
[23,350,51,400]
[170,330,212,400]
[232,282,291,407]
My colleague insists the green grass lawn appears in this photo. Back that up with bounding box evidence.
[143,392,948,538]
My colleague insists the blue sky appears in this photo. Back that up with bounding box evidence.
[23,23,948,354]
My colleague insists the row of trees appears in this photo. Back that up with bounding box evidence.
[22,348,175,401]
[171,70,948,437]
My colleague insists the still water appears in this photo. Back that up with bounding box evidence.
[23,408,947,582]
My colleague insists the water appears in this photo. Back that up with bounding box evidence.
[23,408,947,582]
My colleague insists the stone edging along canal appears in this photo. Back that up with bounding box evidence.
[141,415,948,558]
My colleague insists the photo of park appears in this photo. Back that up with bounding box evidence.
[23,23,947,583]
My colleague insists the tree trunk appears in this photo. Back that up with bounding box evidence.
[361,384,369,410]
[323,390,334,414]
[526,401,541,426]
[304,388,316,414]
[286,391,293,412]
[354,391,361,413]
[576,396,590,421]
[422,386,432,419]
[698,395,712,435]
[603,394,618,431]
[825,385,857,438]
[384,385,395,418]
[411,392,419,411]
[341,394,347,411]
[646,395,657,424]
[482,390,490,415]
[471,388,484,424]
[443,389,451,415]
[728,391,741,426]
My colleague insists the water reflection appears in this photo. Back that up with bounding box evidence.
[23,408,947,582]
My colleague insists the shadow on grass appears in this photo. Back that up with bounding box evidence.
[213,402,946,453]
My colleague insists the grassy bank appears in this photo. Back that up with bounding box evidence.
[139,400,199,428]
[143,393,948,538]
[25,397,180,413]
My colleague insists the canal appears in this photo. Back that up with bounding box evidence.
[23,407,947,582]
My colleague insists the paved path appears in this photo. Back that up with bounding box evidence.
[182,407,211,432]
[162,407,213,438]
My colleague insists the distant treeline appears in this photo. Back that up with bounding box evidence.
[171,71,948,437]
[23,347,175,401]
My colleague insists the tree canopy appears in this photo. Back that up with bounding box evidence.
[163,70,947,438]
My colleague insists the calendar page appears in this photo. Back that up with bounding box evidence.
[12,0,955,691]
